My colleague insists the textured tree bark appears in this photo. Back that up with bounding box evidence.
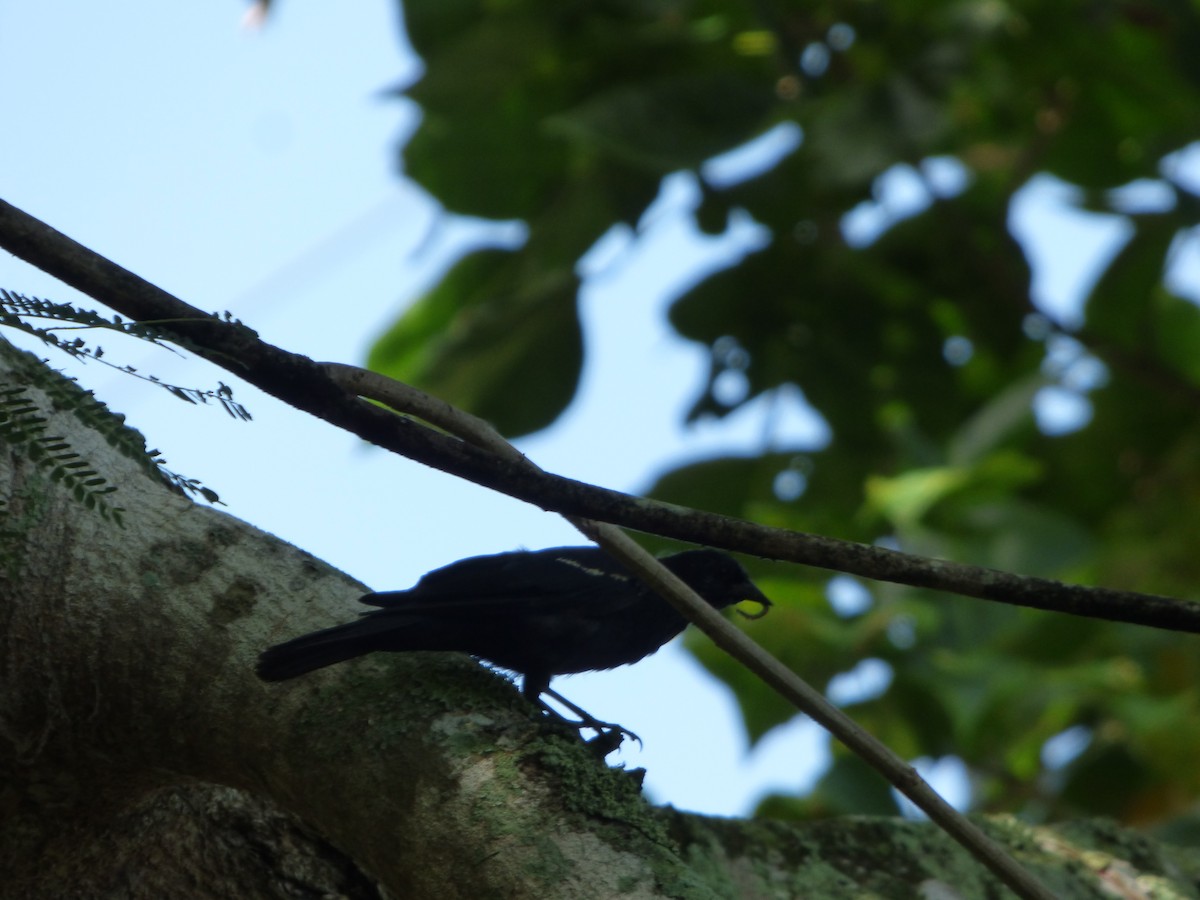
[0,337,705,898]
[0,337,1196,899]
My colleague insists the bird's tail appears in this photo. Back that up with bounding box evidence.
[256,619,387,681]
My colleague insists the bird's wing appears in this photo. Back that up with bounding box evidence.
[359,548,644,618]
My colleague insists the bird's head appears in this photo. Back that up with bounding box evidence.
[662,549,771,619]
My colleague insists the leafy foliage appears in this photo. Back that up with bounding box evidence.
[368,249,583,437]
[0,291,235,509]
[0,384,124,523]
[382,0,1200,825]
[0,290,252,422]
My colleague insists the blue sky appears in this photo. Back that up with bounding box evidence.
[2,2,1195,816]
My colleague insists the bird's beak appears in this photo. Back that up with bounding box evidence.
[735,595,771,620]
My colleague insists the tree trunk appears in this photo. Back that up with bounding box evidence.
[0,337,1195,899]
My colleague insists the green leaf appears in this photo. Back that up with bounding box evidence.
[1151,288,1200,387]
[1085,211,1177,344]
[403,14,569,220]
[757,752,898,819]
[866,466,973,529]
[948,373,1045,465]
[368,249,583,437]
[866,451,1042,532]
[546,73,773,172]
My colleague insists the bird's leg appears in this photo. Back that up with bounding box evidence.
[537,687,642,748]
[523,675,641,748]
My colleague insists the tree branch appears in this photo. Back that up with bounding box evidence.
[1,197,1195,633]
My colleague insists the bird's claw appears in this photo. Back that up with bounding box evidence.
[575,715,642,750]
[585,727,629,757]
[537,687,642,751]
[559,713,641,755]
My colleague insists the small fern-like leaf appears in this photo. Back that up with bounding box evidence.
[0,382,126,522]
[0,289,253,422]
[0,293,239,508]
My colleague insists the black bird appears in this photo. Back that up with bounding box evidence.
[256,546,769,739]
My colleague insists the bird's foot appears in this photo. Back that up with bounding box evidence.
[583,727,628,757]
[538,687,642,750]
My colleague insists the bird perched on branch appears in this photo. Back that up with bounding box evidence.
[256,546,770,743]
